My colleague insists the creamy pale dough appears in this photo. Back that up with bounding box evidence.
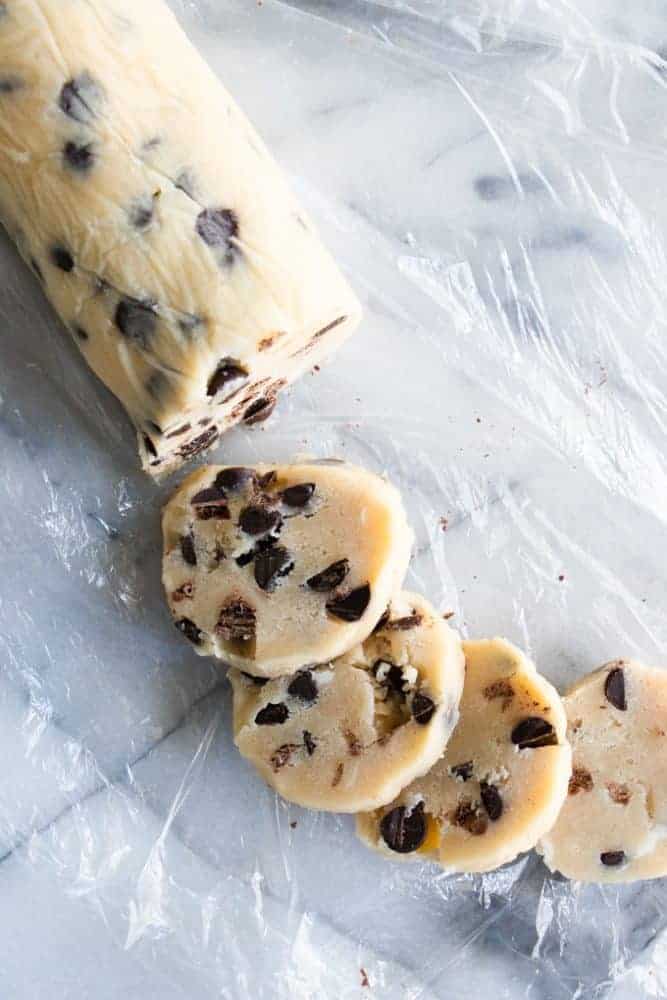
[162,462,413,678]
[538,660,667,883]
[357,639,571,873]
[229,592,464,812]
[0,0,360,476]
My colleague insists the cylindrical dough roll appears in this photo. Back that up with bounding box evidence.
[0,0,361,475]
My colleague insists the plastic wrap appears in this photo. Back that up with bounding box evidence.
[1,0,666,996]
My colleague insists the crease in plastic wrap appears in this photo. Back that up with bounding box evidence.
[1,0,666,996]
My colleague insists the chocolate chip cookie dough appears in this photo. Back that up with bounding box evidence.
[229,592,464,812]
[538,659,667,883]
[0,0,360,476]
[357,639,571,872]
[162,463,413,677]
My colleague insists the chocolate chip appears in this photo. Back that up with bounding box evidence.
[180,532,197,566]
[254,545,294,591]
[206,358,248,398]
[450,761,474,781]
[483,680,515,708]
[239,505,281,536]
[385,613,423,631]
[177,426,219,460]
[165,423,191,439]
[172,582,194,602]
[281,483,315,508]
[326,584,371,622]
[0,75,23,94]
[243,395,277,425]
[213,542,226,564]
[214,467,255,493]
[63,141,95,172]
[306,559,350,593]
[372,608,391,633]
[313,315,347,339]
[49,245,74,272]
[568,767,593,795]
[604,667,627,711]
[600,850,626,867]
[411,693,436,725]
[175,618,203,645]
[303,730,317,755]
[332,762,344,787]
[271,743,300,771]
[191,486,229,510]
[143,434,158,458]
[196,207,239,264]
[373,660,407,697]
[72,324,89,342]
[241,672,269,686]
[511,717,557,750]
[59,73,102,124]
[197,506,231,522]
[380,803,426,854]
[452,800,488,836]
[115,297,157,347]
[255,702,289,726]
[607,782,631,805]
[216,599,256,643]
[480,782,503,821]
[130,199,154,230]
[288,671,318,703]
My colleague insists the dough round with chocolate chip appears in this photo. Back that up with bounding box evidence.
[163,462,413,677]
[357,639,571,872]
[229,592,464,812]
[538,659,667,883]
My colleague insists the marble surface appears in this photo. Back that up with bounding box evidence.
[1,0,667,996]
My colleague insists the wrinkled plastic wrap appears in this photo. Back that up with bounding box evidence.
[1,0,667,996]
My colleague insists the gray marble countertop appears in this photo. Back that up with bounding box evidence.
[2,1,667,997]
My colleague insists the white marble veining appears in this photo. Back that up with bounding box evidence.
[1,0,667,996]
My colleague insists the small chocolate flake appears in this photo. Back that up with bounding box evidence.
[115,297,157,347]
[281,483,315,508]
[129,199,154,230]
[287,671,318,703]
[63,141,95,172]
[568,767,593,795]
[345,730,363,756]
[303,730,317,755]
[271,743,300,772]
[600,850,626,867]
[196,207,239,264]
[50,245,74,272]
[244,395,277,425]
[483,679,515,709]
[380,803,426,854]
[215,467,255,493]
[480,782,503,821]
[254,545,294,591]
[511,717,557,750]
[452,800,488,836]
[604,667,627,711]
[360,969,370,989]
[313,315,347,340]
[385,613,423,631]
[180,532,197,567]
[306,559,350,593]
[326,584,371,622]
[175,618,203,646]
[166,423,191,439]
[450,761,474,781]
[607,782,631,805]
[374,660,407,698]
[216,599,256,643]
[197,505,231,522]
[72,324,89,342]
[143,434,158,458]
[177,426,219,459]
[206,358,248,398]
[239,505,281,536]
[332,762,344,788]
[255,702,289,726]
[411,693,436,725]
[172,582,194,602]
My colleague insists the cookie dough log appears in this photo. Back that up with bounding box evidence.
[229,592,464,812]
[357,639,571,872]
[162,463,413,678]
[0,0,361,477]
[538,660,667,883]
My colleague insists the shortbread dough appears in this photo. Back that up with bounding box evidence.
[357,639,571,873]
[162,463,413,677]
[0,0,360,476]
[538,659,667,883]
[229,592,464,812]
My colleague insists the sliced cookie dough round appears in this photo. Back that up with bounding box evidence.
[163,462,413,677]
[357,638,571,872]
[228,592,464,812]
[538,659,667,883]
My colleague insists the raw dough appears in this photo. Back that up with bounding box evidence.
[229,592,464,812]
[0,0,360,476]
[162,462,413,677]
[538,659,667,883]
[357,638,571,872]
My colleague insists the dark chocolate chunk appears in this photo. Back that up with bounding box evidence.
[175,617,203,645]
[143,434,158,458]
[196,207,239,264]
[254,545,294,592]
[511,717,557,750]
[313,315,347,340]
[281,483,315,508]
[480,782,503,821]
[197,506,231,522]
[191,486,228,509]
[0,75,23,94]
[385,613,423,632]
[59,73,102,124]
[255,702,289,726]
[452,800,488,836]
[600,850,626,867]
[63,141,95,172]
[115,297,157,347]
[326,584,371,622]
[306,559,350,593]
[373,660,406,698]
[72,324,89,342]
[216,599,256,643]
[380,803,426,854]
[287,671,318,703]
[236,549,257,568]
[180,532,197,566]
[177,426,219,459]
[450,761,474,782]
[214,467,255,493]
[244,395,277,425]
[411,693,436,725]
[604,667,627,711]
[239,505,281,536]
[206,358,248,398]
[166,423,191,439]
[241,672,269,687]
[303,730,317,756]
[569,767,593,795]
